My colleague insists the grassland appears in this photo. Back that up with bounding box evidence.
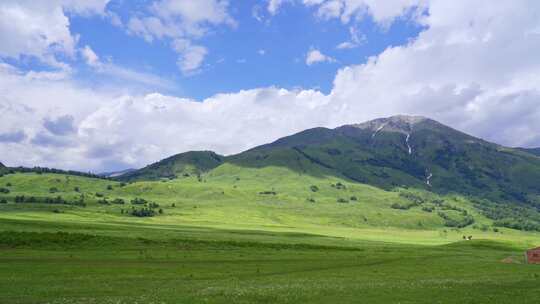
[1,169,540,303]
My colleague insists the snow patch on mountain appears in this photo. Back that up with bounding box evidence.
[426,172,433,187]
[372,122,388,139]
[405,133,412,155]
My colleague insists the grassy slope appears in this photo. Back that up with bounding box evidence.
[119,150,224,182]
[1,171,540,303]
[1,169,539,246]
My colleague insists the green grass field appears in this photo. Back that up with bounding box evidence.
[1,170,540,303]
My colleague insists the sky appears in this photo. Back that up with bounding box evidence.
[1,0,540,172]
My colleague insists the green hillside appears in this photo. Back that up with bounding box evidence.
[1,168,539,244]
[230,116,540,205]
[518,147,540,157]
[113,116,540,232]
[121,116,540,206]
[119,150,224,182]
[1,170,539,303]
[2,116,540,303]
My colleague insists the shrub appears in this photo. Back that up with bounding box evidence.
[131,197,148,205]
[438,211,475,228]
[310,185,319,192]
[73,187,80,192]
[422,206,434,213]
[0,199,7,204]
[106,185,113,190]
[95,193,104,198]
[111,198,125,205]
[0,187,10,194]
[131,207,156,217]
[337,198,348,203]
[350,196,358,201]
[97,199,110,205]
[49,187,59,194]
[399,192,425,205]
[331,182,346,190]
[391,203,409,210]
[306,198,315,203]
[5,183,12,187]
[259,191,277,195]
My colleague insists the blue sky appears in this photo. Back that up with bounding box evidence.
[58,1,421,99]
[2,1,540,172]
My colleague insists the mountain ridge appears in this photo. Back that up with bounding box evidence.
[115,115,540,207]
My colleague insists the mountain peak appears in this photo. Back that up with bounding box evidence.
[349,115,430,135]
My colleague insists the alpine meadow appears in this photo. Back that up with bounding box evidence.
[2,1,540,304]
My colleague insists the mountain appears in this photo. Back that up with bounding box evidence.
[99,168,136,178]
[0,162,8,175]
[117,115,540,205]
[517,147,540,157]
[119,151,224,182]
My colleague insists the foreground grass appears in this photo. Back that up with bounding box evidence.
[1,171,540,303]
[0,229,539,304]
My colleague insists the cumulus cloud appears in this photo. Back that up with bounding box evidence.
[0,130,27,143]
[172,39,208,74]
[267,0,292,15]
[336,27,366,49]
[0,1,111,67]
[306,48,336,65]
[43,115,77,136]
[302,0,427,25]
[81,45,100,67]
[2,0,540,173]
[126,0,235,75]
[326,0,540,148]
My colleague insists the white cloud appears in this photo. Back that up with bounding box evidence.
[268,0,291,15]
[0,1,111,67]
[306,48,336,65]
[302,0,427,25]
[3,0,540,173]
[337,26,366,49]
[172,39,208,74]
[0,63,329,171]
[151,0,235,28]
[326,0,540,148]
[81,45,177,90]
[126,0,235,75]
[81,45,100,67]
